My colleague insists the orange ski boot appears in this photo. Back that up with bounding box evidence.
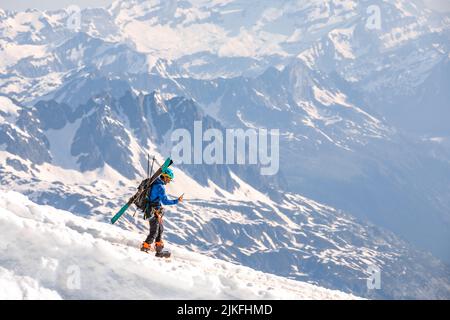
[140,241,152,253]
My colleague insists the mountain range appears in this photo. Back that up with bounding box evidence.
[0,0,449,299]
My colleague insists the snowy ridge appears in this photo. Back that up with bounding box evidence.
[0,191,359,300]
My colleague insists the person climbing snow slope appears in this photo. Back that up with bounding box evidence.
[140,167,183,257]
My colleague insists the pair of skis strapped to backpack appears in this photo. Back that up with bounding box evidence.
[111,157,173,224]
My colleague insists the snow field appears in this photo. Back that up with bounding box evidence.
[0,191,359,300]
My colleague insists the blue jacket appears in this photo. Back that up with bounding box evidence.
[147,177,178,208]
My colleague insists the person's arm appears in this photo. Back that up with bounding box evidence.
[158,185,179,205]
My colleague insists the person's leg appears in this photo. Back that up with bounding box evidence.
[154,221,164,253]
[155,221,164,242]
[144,216,160,244]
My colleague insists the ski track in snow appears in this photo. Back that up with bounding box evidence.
[0,191,360,300]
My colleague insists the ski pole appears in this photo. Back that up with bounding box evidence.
[147,153,152,178]
[150,155,155,177]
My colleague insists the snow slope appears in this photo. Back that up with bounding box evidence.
[0,191,359,300]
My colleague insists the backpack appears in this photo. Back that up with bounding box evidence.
[134,180,160,219]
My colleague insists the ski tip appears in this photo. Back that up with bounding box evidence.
[163,157,173,166]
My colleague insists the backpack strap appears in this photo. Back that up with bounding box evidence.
[143,183,160,219]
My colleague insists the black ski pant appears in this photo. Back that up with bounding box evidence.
[145,215,164,244]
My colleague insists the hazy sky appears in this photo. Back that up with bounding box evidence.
[424,0,450,12]
[0,0,114,11]
[0,0,449,12]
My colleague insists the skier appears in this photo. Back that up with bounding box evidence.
[140,167,183,257]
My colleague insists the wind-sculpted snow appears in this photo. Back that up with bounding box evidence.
[0,191,360,300]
